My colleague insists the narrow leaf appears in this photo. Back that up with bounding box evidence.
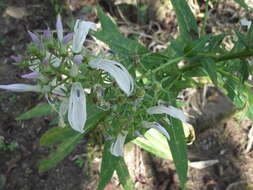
[16,103,55,120]
[39,133,83,173]
[97,141,119,190]
[40,127,78,147]
[116,158,135,190]
[170,0,199,41]
[166,118,188,189]
[202,58,217,85]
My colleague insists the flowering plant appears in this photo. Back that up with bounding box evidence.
[2,1,253,189]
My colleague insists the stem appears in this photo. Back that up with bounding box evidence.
[153,56,184,73]
[201,0,210,35]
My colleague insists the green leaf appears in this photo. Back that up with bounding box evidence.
[39,104,108,172]
[234,0,249,10]
[133,128,172,159]
[166,118,188,189]
[116,158,135,190]
[170,0,199,41]
[93,6,148,57]
[202,58,217,85]
[39,132,83,173]
[40,127,79,147]
[97,141,119,190]
[16,103,55,120]
[239,60,249,83]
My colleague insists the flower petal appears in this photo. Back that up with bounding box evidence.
[73,55,83,65]
[240,18,252,29]
[28,31,42,48]
[142,121,170,140]
[89,59,134,96]
[0,84,42,92]
[56,14,63,41]
[72,19,96,53]
[62,32,74,44]
[110,131,128,157]
[10,55,24,63]
[43,29,51,39]
[147,105,188,123]
[68,82,86,133]
[21,72,40,79]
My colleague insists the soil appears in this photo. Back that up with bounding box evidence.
[1,0,253,190]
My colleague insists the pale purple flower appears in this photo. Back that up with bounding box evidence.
[62,32,74,44]
[21,72,40,79]
[72,19,96,53]
[142,121,170,141]
[43,29,51,39]
[68,82,86,133]
[0,84,42,92]
[88,59,134,96]
[110,131,128,157]
[56,14,63,41]
[147,105,188,123]
[28,31,42,48]
[10,55,24,63]
[73,55,83,65]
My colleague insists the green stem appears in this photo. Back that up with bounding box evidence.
[201,0,210,35]
[153,56,184,73]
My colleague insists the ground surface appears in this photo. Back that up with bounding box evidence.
[1,0,253,190]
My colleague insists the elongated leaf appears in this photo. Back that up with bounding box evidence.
[16,103,55,120]
[170,0,198,41]
[202,58,217,85]
[116,158,135,190]
[234,0,249,10]
[40,127,78,146]
[93,6,148,57]
[166,118,188,189]
[97,141,119,190]
[39,104,107,172]
[39,133,83,173]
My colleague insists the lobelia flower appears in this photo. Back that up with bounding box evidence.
[68,82,87,133]
[72,19,96,53]
[28,31,42,48]
[0,84,42,92]
[10,55,25,63]
[147,105,188,123]
[21,71,40,79]
[142,121,170,140]
[110,131,128,157]
[62,32,74,44]
[240,18,252,30]
[89,59,134,96]
[43,28,51,39]
[56,14,63,42]
[70,55,83,77]
[141,105,189,142]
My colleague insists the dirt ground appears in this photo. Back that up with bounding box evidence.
[1,0,253,190]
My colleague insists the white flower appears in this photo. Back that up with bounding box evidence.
[110,131,128,157]
[147,105,188,123]
[89,59,134,96]
[0,84,42,92]
[240,18,252,29]
[68,82,87,133]
[72,19,96,53]
[56,14,63,41]
[142,121,170,141]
